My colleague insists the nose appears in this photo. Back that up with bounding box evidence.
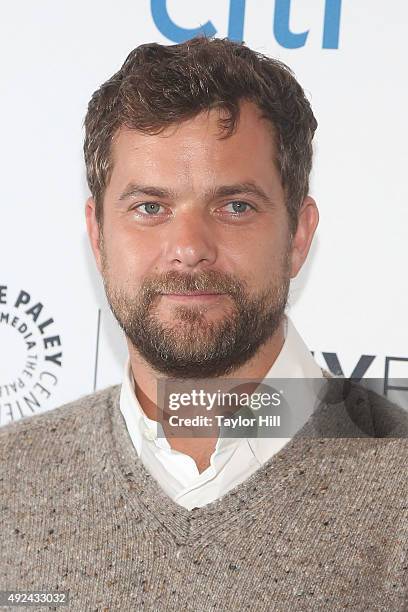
[163,210,217,270]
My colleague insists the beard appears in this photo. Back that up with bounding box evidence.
[101,251,291,379]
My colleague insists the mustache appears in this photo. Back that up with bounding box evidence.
[139,269,245,298]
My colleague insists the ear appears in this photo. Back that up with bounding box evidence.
[85,196,103,274]
[289,196,319,278]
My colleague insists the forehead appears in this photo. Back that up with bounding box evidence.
[108,101,279,191]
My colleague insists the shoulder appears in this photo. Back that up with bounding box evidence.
[365,385,408,437]
[0,384,121,445]
[0,384,122,509]
[319,375,408,437]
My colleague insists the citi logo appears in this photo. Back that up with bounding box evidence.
[151,0,342,49]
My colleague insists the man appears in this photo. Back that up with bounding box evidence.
[1,37,407,611]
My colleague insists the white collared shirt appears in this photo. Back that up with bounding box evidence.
[119,314,324,509]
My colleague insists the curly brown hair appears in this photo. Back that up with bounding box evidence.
[83,36,317,235]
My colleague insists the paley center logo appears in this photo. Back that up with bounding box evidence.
[0,285,62,426]
[151,0,342,48]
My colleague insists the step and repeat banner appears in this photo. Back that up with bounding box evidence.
[1,1,407,426]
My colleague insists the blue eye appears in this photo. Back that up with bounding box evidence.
[138,202,163,214]
[132,200,254,220]
[224,201,253,214]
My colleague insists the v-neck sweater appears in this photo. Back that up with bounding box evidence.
[1,380,408,611]
[119,314,325,509]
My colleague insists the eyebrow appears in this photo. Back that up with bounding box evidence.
[118,181,273,205]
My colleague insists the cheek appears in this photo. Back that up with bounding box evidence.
[103,232,157,285]
[230,238,288,287]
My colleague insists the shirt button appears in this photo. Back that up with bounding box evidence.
[143,427,157,441]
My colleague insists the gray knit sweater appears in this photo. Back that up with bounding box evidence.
[1,379,408,611]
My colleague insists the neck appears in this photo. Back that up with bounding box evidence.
[126,317,286,472]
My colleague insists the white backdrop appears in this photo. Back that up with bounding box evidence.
[1,0,407,426]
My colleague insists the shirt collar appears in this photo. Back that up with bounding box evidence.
[246,314,324,463]
[120,314,324,460]
[264,314,323,379]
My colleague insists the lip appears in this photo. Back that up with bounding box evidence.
[161,292,226,301]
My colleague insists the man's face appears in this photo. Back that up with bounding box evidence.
[89,101,300,378]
